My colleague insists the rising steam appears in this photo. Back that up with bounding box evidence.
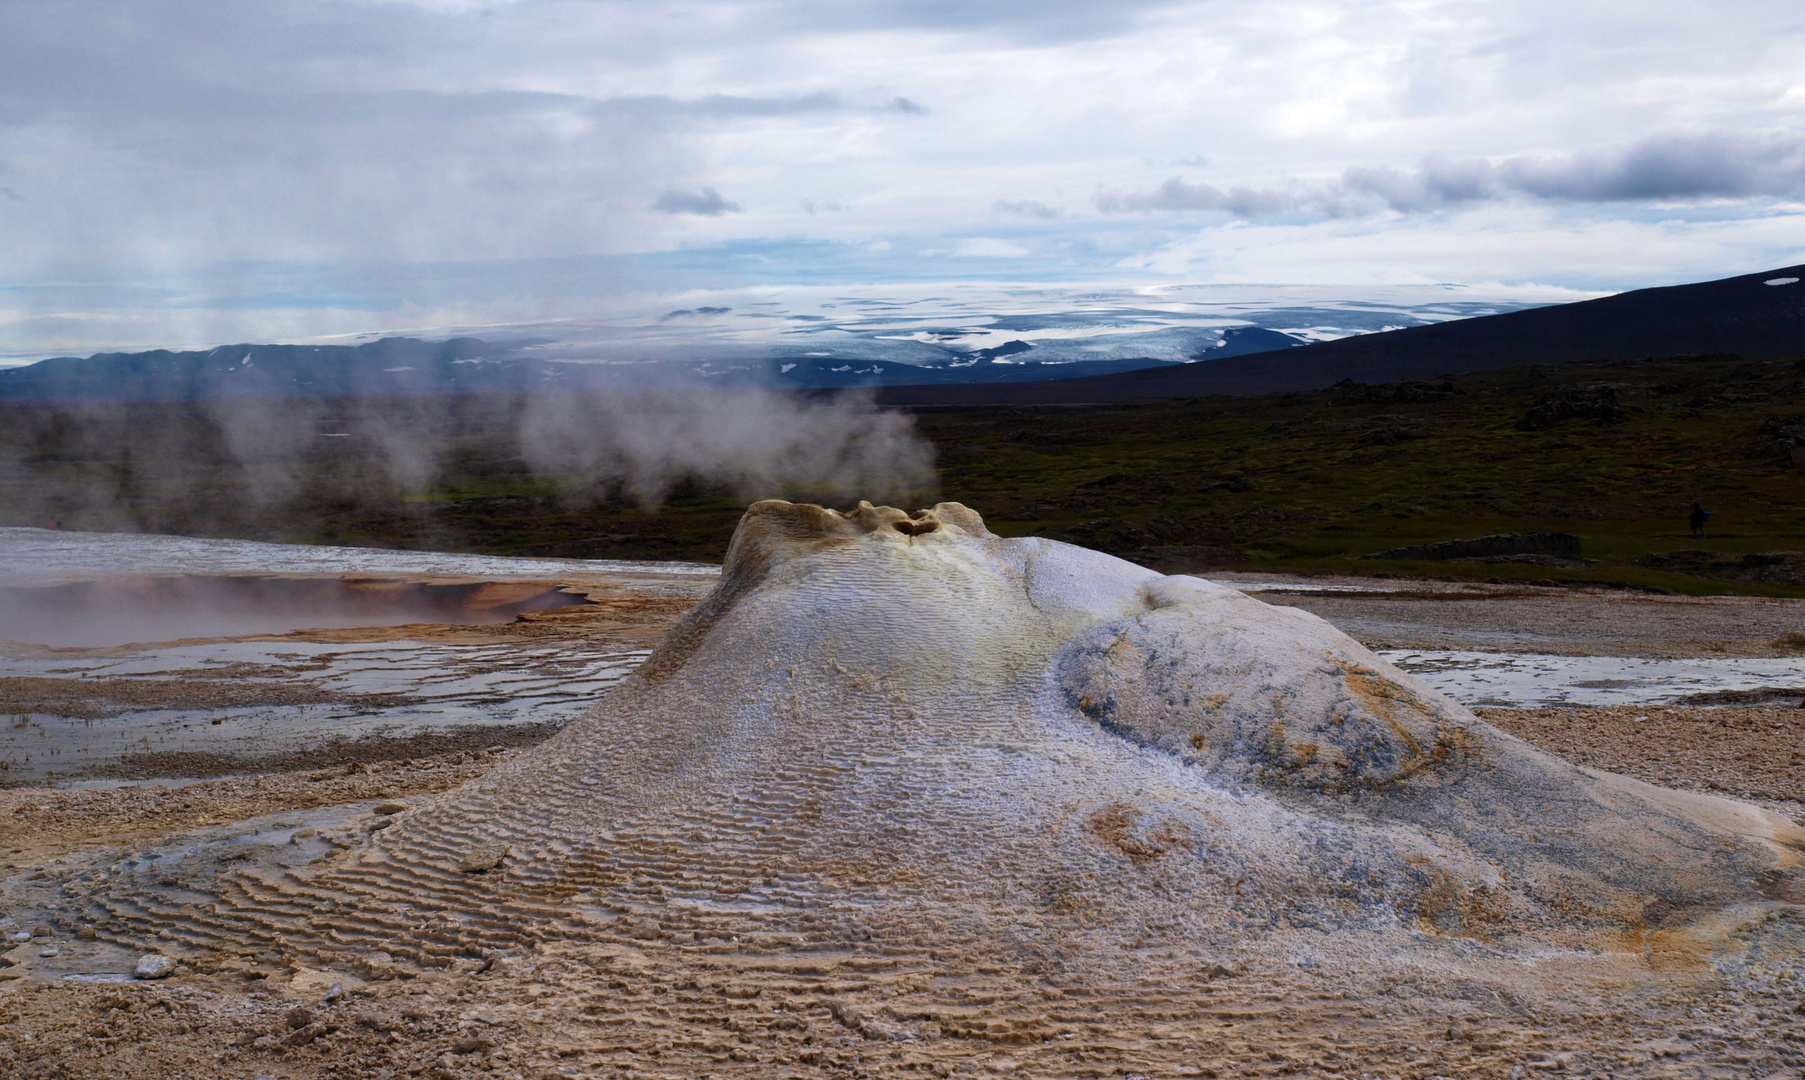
[518,388,936,508]
[0,387,939,539]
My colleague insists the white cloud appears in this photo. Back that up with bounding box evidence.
[1096,133,1805,218]
[1348,133,1805,208]
[951,238,1033,257]
[1,0,1803,357]
[993,199,1063,219]
[651,187,745,215]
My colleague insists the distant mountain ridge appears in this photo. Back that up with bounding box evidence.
[6,263,1798,404]
[0,337,530,402]
[0,321,1310,402]
[875,263,1805,406]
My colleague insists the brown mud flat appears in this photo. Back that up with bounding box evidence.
[0,577,699,660]
[27,721,564,786]
[0,747,511,866]
[0,672,399,721]
[3,946,1802,1080]
[1479,705,1805,817]
[0,594,695,723]
[0,582,703,786]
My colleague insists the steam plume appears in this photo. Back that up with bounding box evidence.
[0,387,939,540]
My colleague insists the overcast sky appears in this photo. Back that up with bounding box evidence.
[2,0,1803,359]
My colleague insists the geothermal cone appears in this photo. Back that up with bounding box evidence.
[35,501,1805,996]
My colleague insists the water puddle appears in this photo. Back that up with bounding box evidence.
[0,526,720,584]
[1381,649,1805,707]
[0,528,717,782]
[1,640,649,781]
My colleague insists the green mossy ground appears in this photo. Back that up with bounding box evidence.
[4,352,1803,596]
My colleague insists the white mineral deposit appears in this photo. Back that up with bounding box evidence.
[4,502,1804,1078]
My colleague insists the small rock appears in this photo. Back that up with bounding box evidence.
[321,982,344,1003]
[366,816,395,833]
[623,916,665,940]
[453,1034,494,1054]
[373,801,409,816]
[7,932,29,943]
[287,1006,315,1030]
[458,840,508,874]
[37,946,59,958]
[134,954,176,980]
[281,1021,334,1047]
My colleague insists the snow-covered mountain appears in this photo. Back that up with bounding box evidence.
[0,282,1565,401]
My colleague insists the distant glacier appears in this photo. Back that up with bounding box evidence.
[0,281,1572,399]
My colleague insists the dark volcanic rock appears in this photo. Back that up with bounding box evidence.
[1356,426,1428,446]
[1332,378,1463,405]
[1754,415,1805,469]
[1364,532,1582,561]
[1636,549,1737,577]
[1637,549,1805,584]
[1517,385,1625,430]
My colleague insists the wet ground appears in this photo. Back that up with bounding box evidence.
[3,537,1802,786]
[0,526,721,584]
[1,528,715,783]
[1385,649,1805,707]
[1227,572,1805,659]
[1226,574,1805,706]
[0,639,649,782]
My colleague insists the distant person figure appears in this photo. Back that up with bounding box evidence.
[1688,503,1711,539]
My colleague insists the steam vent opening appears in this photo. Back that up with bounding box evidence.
[0,573,594,648]
[893,517,938,536]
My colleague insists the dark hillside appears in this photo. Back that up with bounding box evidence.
[5,351,1803,596]
[877,263,1805,406]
